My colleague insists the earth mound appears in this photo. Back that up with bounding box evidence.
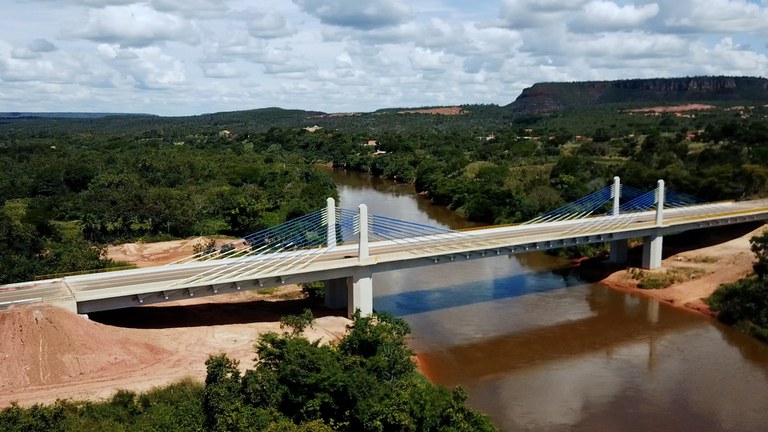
[0,305,170,390]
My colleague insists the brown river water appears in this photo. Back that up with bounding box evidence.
[330,169,768,432]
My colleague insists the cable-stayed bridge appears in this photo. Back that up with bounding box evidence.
[2,177,768,317]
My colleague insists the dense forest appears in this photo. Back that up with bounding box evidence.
[0,129,336,283]
[0,312,497,431]
[3,93,768,283]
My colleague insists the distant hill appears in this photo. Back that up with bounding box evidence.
[0,112,156,120]
[506,76,768,114]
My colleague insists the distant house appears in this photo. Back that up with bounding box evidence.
[364,140,378,147]
[304,125,323,133]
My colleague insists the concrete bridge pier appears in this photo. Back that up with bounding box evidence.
[324,277,350,310]
[349,269,373,318]
[609,239,628,263]
[642,234,663,269]
[323,271,374,319]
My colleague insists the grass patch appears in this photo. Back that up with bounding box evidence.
[628,266,707,289]
[51,220,82,240]
[255,287,279,295]
[689,255,718,264]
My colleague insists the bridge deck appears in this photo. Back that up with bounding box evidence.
[2,199,768,313]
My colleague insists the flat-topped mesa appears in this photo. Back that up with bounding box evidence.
[507,76,768,114]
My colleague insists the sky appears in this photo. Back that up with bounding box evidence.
[2,0,768,116]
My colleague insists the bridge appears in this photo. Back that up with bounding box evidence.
[2,177,767,317]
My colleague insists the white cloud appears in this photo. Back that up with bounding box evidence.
[29,39,57,53]
[247,12,297,39]
[150,0,229,19]
[2,0,768,115]
[11,48,40,60]
[201,62,240,79]
[31,0,138,5]
[643,0,768,34]
[293,0,412,29]
[1,57,71,82]
[62,4,200,47]
[335,53,354,69]
[409,48,454,71]
[209,35,297,67]
[263,58,316,75]
[99,45,187,89]
[570,1,660,32]
[498,0,590,29]
[694,37,768,75]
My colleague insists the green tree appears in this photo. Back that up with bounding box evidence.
[751,230,768,278]
[280,309,316,336]
[709,230,768,342]
[204,354,251,431]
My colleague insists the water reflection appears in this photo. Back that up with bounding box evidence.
[328,169,479,229]
[375,266,582,316]
[418,288,698,386]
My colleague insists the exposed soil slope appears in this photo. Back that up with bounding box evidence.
[0,305,170,390]
[106,236,235,267]
[397,107,464,115]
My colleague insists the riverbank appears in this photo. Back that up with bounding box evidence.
[599,223,765,317]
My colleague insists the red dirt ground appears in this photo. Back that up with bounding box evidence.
[398,107,464,115]
[626,104,716,114]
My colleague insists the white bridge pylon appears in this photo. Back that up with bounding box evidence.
[3,177,768,316]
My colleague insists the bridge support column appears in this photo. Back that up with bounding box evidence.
[52,298,79,315]
[609,239,628,263]
[608,177,628,264]
[326,197,337,248]
[324,277,350,310]
[349,269,373,318]
[642,234,663,269]
[642,179,666,270]
[612,176,621,216]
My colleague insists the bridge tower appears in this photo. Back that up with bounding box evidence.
[641,180,665,269]
[608,178,666,269]
[324,202,374,318]
[609,176,629,263]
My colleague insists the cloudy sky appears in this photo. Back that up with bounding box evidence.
[2,0,768,116]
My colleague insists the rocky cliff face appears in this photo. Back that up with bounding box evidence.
[507,76,768,114]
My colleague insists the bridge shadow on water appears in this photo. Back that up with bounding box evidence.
[375,267,584,316]
[88,297,340,329]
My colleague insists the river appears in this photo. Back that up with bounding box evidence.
[330,169,768,432]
